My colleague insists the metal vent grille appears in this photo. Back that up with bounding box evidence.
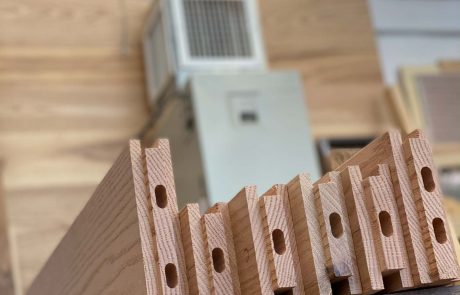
[183,0,252,58]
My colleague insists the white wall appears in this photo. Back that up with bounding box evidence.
[368,0,460,84]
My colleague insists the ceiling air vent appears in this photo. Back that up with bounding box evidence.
[183,0,252,58]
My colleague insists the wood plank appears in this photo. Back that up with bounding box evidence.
[205,203,240,295]
[201,212,240,294]
[287,174,332,295]
[260,0,389,138]
[179,204,209,295]
[362,164,413,291]
[27,141,155,295]
[227,186,272,294]
[341,166,384,294]
[403,131,460,281]
[314,172,362,294]
[145,139,188,294]
[259,185,304,294]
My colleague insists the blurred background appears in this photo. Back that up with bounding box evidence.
[0,0,459,294]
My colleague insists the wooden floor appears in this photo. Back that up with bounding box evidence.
[0,0,387,293]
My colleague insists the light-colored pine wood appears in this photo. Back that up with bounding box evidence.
[227,186,272,294]
[314,172,362,294]
[205,203,240,295]
[362,164,413,291]
[179,204,209,295]
[145,139,188,294]
[259,185,304,294]
[335,130,432,286]
[403,131,460,281]
[286,174,332,295]
[27,142,155,295]
[340,166,384,294]
[201,212,239,294]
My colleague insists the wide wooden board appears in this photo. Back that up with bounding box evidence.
[27,142,154,295]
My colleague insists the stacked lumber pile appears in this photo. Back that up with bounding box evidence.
[27,130,459,295]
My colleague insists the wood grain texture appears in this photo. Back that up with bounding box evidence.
[130,140,159,295]
[1,47,148,295]
[2,0,393,289]
[227,186,271,294]
[0,0,150,290]
[362,164,413,291]
[179,204,209,295]
[259,185,304,294]
[27,142,153,295]
[145,139,188,294]
[205,203,240,295]
[314,172,362,294]
[0,162,15,295]
[260,0,390,138]
[201,212,239,295]
[287,174,332,295]
[403,131,460,281]
[335,130,432,286]
[341,166,384,294]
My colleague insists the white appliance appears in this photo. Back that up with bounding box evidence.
[143,0,320,207]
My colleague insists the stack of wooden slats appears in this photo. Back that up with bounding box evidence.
[26,129,459,295]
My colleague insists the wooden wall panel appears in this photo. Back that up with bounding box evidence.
[260,0,390,138]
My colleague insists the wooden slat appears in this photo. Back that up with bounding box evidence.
[201,212,239,294]
[259,185,304,294]
[403,131,460,281]
[227,186,272,294]
[145,139,188,294]
[179,204,209,294]
[363,164,413,291]
[287,174,332,295]
[27,141,154,295]
[341,166,384,294]
[314,172,362,294]
[205,203,240,295]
